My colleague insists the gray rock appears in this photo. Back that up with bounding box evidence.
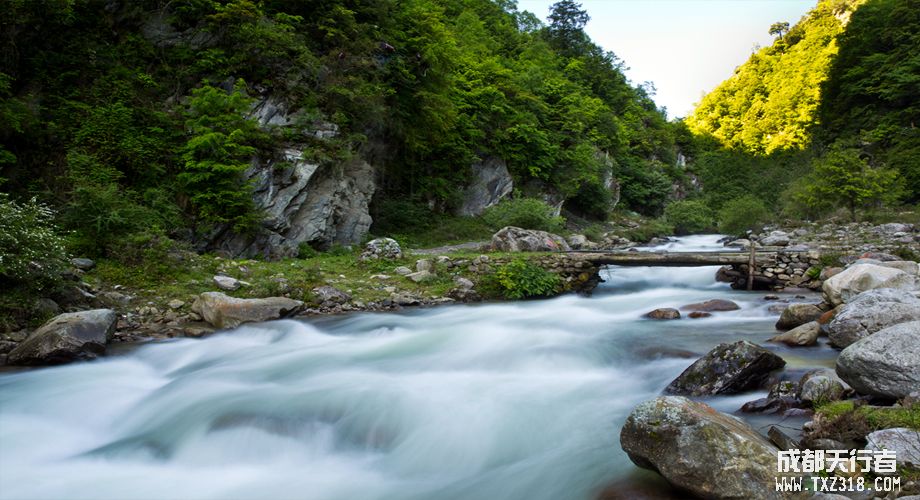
[454,277,474,290]
[768,425,800,450]
[415,259,432,272]
[679,299,740,312]
[836,320,920,398]
[191,292,303,329]
[70,258,96,270]
[213,275,241,291]
[567,234,588,249]
[99,291,131,307]
[822,264,916,306]
[33,298,61,317]
[620,396,802,500]
[776,303,824,330]
[826,289,920,348]
[797,369,850,404]
[405,270,435,283]
[866,428,920,470]
[880,260,919,276]
[761,230,791,246]
[394,266,412,276]
[456,157,513,216]
[665,340,786,395]
[770,321,820,346]
[490,226,571,252]
[361,238,402,261]
[7,309,117,365]
[644,308,681,320]
[207,152,376,258]
[312,286,351,304]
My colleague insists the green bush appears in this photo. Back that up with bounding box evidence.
[489,259,561,299]
[483,198,565,233]
[663,200,714,235]
[0,194,69,292]
[717,195,770,236]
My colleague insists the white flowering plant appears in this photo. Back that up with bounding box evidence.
[0,194,69,291]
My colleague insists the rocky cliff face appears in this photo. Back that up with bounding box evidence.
[456,157,513,216]
[206,97,376,258]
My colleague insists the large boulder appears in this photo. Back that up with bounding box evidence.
[826,288,920,348]
[866,428,920,470]
[490,226,571,252]
[456,157,513,216]
[191,292,304,329]
[7,309,117,365]
[775,303,823,330]
[620,396,801,500]
[835,320,920,398]
[769,321,820,347]
[665,340,786,396]
[822,263,916,306]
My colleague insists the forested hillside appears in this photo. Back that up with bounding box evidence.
[687,0,919,224]
[0,0,688,259]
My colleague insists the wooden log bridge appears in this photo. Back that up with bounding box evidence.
[571,250,778,267]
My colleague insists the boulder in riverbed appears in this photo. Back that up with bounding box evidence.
[7,309,117,365]
[644,308,680,320]
[678,299,740,312]
[822,263,916,306]
[826,288,920,348]
[775,303,824,330]
[665,340,786,395]
[620,396,801,500]
[866,428,920,470]
[191,292,304,329]
[490,226,571,252]
[769,321,820,346]
[797,369,850,404]
[835,320,920,399]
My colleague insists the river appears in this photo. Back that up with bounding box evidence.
[0,235,837,500]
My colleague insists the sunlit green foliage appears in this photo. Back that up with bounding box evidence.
[491,259,562,299]
[687,0,862,154]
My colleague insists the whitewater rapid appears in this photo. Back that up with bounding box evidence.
[0,235,834,500]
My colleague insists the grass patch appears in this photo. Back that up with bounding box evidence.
[812,400,920,443]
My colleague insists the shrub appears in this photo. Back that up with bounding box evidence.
[717,195,770,236]
[0,194,69,292]
[490,259,561,299]
[663,200,714,235]
[483,198,564,233]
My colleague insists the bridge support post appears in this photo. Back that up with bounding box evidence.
[747,242,756,291]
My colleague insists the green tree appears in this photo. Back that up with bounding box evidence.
[547,0,590,56]
[664,200,714,235]
[717,195,770,235]
[769,21,790,38]
[794,146,902,220]
[178,80,264,232]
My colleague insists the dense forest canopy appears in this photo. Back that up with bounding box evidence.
[0,0,691,258]
[0,0,918,275]
[686,0,919,223]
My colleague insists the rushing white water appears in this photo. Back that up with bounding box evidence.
[0,235,834,500]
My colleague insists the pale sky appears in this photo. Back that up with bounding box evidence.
[515,0,815,118]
